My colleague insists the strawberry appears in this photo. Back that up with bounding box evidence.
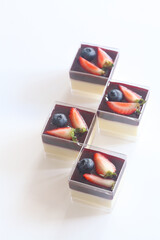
[119,85,142,103]
[45,127,77,141]
[69,108,88,132]
[107,101,140,115]
[94,153,116,178]
[79,56,105,76]
[83,174,115,189]
[97,47,114,68]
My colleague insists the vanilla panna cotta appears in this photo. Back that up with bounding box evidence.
[97,81,150,140]
[69,43,119,98]
[69,146,126,212]
[42,102,96,159]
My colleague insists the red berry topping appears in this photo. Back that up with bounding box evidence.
[97,47,113,68]
[45,127,73,140]
[69,108,88,130]
[83,174,115,189]
[119,85,142,103]
[79,56,105,76]
[107,101,139,115]
[94,153,116,178]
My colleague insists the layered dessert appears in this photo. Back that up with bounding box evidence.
[42,103,96,159]
[97,81,149,139]
[69,43,119,98]
[69,146,126,211]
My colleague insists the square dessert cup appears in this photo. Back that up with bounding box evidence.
[69,145,126,212]
[42,102,96,160]
[69,43,119,98]
[97,80,150,140]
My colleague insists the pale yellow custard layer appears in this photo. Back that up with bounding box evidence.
[70,173,125,212]
[71,190,113,211]
[71,79,105,98]
[43,143,79,160]
[86,118,98,145]
[98,117,138,140]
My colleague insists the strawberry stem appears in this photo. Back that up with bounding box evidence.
[71,128,87,142]
[135,109,141,115]
[104,171,117,178]
[71,128,77,142]
[137,98,146,106]
[103,61,114,68]
[75,128,87,134]
[135,102,143,115]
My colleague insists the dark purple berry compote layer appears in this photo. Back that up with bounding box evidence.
[43,104,95,144]
[98,82,149,119]
[70,148,125,192]
[70,44,119,85]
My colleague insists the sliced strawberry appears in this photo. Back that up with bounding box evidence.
[97,47,114,68]
[83,174,115,189]
[45,127,73,140]
[69,108,88,131]
[79,56,105,76]
[107,101,139,115]
[119,85,142,102]
[94,153,116,178]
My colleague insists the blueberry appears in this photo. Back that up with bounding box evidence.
[81,47,96,61]
[52,113,68,127]
[107,89,123,102]
[77,158,94,174]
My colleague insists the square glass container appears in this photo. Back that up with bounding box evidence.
[69,145,126,212]
[42,102,96,159]
[97,80,150,140]
[69,43,119,98]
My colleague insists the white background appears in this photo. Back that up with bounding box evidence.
[0,0,160,239]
